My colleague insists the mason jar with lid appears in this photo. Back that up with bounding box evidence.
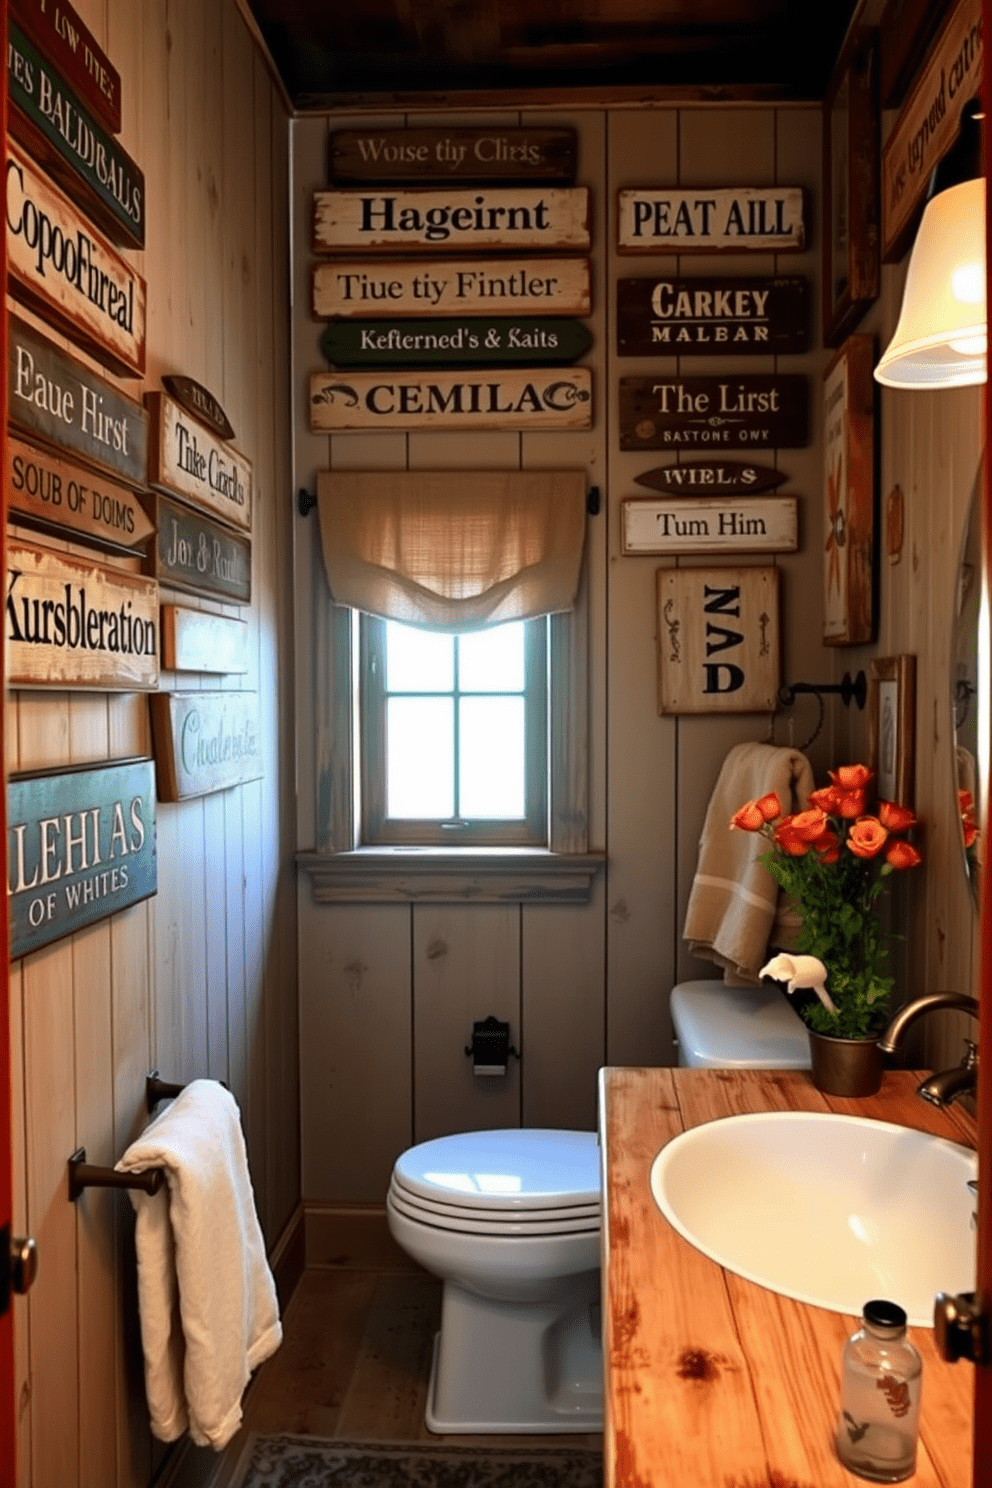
[836,1299,922,1482]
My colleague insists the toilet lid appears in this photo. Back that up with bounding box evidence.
[392,1128,600,1212]
[390,1181,599,1223]
[388,1184,600,1237]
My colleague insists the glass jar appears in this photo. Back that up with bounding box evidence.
[836,1299,922,1482]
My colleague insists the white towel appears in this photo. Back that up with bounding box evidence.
[117,1080,282,1450]
[683,742,814,983]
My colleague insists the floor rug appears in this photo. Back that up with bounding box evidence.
[232,1435,604,1488]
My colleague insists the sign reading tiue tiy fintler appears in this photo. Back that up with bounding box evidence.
[313,257,591,320]
[8,437,155,553]
[150,691,262,802]
[622,496,798,556]
[6,540,159,690]
[7,758,157,960]
[619,376,809,451]
[6,141,146,379]
[329,127,577,183]
[313,188,591,254]
[309,368,592,434]
[11,0,122,134]
[145,392,252,534]
[320,316,593,368]
[616,276,809,357]
[634,461,787,495]
[617,187,806,253]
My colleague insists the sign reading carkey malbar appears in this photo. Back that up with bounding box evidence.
[617,276,809,357]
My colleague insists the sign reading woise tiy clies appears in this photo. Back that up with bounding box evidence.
[309,368,592,433]
[313,187,590,253]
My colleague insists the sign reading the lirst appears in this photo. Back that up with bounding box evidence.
[329,127,577,183]
[7,758,157,959]
[618,187,806,253]
[622,496,798,555]
[146,392,252,534]
[309,368,592,433]
[7,436,154,552]
[150,692,262,801]
[313,256,591,319]
[656,566,780,715]
[321,316,592,368]
[617,276,809,356]
[8,314,148,487]
[313,187,590,254]
[619,375,809,450]
[11,0,122,133]
[144,494,252,605]
[6,140,146,378]
[634,461,787,495]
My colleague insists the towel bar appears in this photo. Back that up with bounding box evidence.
[146,1069,186,1112]
[68,1147,163,1202]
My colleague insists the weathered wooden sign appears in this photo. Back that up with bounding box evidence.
[617,187,806,253]
[616,276,809,356]
[329,127,578,183]
[161,606,249,674]
[12,0,122,134]
[7,20,144,249]
[622,497,798,555]
[313,256,591,320]
[619,375,809,451]
[8,315,148,488]
[146,392,252,534]
[144,495,252,605]
[6,141,146,378]
[7,437,155,553]
[309,368,592,433]
[150,691,263,802]
[881,0,982,262]
[313,187,590,255]
[6,540,159,690]
[633,461,787,495]
[162,374,235,441]
[7,758,157,959]
[656,566,780,715]
[320,315,592,368]
[823,336,875,646]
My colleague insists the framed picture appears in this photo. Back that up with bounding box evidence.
[868,655,916,807]
[823,335,875,647]
[823,30,880,347]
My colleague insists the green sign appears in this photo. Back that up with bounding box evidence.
[321,316,592,369]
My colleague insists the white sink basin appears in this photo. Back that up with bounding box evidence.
[650,1111,977,1326]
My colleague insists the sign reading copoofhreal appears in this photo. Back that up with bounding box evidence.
[6,140,146,378]
[618,187,806,253]
[313,187,591,254]
[309,368,592,433]
[328,127,578,183]
[144,495,252,605]
[7,436,155,553]
[313,256,591,319]
[11,0,122,134]
[150,691,262,801]
[6,540,159,690]
[619,375,809,450]
[145,392,252,534]
[616,276,809,356]
[7,758,157,960]
[622,496,798,555]
[656,566,780,715]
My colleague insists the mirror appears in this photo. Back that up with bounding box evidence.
[953,460,982,906]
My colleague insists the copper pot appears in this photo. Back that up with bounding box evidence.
[807,1029,884,1098]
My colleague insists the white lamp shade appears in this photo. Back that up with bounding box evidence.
[874,177,987,389]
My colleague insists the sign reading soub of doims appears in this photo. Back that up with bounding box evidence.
[313,187,591,255]
[313,256,591,320]
[619,375,809,451]
[309,368,592,434]
[7,436,154,553]
[617,187,806,253]
[328,127,578,183]
[617,276,809,356]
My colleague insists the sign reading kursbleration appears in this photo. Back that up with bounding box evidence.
[634,461,787,495]
[321,316,592,368]
[8,758,157,960]
[619,375,809,451]
[618,187,806,253]
[329,127,577,183]
[7,20,144,249]
[6,540,159,690]
[144,494,252,605]
[313,256,591,320]
[8,315,148,487]
[162,374,235,441]
[150,691,262,801]
[656,566,780,715]
[313,187,591,254]
[11,0,122,133]
[616,276,809,356]
[7,436,155,553]
[6,141,146,378]
[622,496,798,555]
[145,392,252,534]
[309,368,592,434]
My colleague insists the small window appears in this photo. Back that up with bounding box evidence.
[359,615,548,846]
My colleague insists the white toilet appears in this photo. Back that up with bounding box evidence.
[386,1127,603,1434]
[670,978,812,1068]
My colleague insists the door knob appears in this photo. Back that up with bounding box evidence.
[933,1291,990,1364]
[10,1235,39,1296]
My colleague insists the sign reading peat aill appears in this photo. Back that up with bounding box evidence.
[146,392,252,534]
[313,256,591,320]
[150,691,262,802]
[622,496,798,555]
[618,187,805,253]
[11,0,122,133]
[329,127,577,183]
[309,368,592,433]
[619,375,808,451]
[313,187,590,254]
[616,276,809,356]
[7,437,154,553]
[321,316,592,368]
[144,495,252,605]
[633,461,787,495]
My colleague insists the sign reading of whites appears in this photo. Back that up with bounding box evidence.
[161,605,249,674]
[7,758,157,960]
[619,375,809,450]
[328,127,578,183]
[6,140,146,378]
[616,276,809,357]
[6,540,159,690]
[634,461,787,495]
[622,496,798,555]
[144,495,252,605]
[882,0,982,262]
[150,691,262,802]
[309,367,592,433]
[617,187,806,253]
[312,256,591,320]
[11,0,122,134]
[7,436,155,553]
[656,566,780,715]
[313,187,590,254]
[145,392,252,534]
[8,314,148,487]
[162,374,235,441]
[320,316,593,368]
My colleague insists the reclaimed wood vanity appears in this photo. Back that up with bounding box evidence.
[599,1068,976,1487]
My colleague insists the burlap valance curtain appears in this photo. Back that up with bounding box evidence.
[316,470,587,630]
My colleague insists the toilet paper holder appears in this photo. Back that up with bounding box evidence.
[465,1016,519,1077]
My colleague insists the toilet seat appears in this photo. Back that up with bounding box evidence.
[393,1128,601,1212]
[388,1184,600,1237]
[390,1177,599,1223]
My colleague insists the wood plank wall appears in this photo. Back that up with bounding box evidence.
[8,4,298,1486]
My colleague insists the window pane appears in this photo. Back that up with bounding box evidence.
[460,698,525,818]
[387,697,453,817]
[386,622,453,692]
[459,623,525,693]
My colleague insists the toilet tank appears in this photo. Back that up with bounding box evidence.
[671,980,811,1069]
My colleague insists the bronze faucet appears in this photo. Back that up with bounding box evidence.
[878,992,980,1107]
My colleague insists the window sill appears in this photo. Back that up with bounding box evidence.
[296,847,605,904]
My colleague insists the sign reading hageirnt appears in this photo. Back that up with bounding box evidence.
[321,316,593,368]
[144,495,252,605]
[616,276,809,356]
[145,392,252,534]
[313,256,591,320]
[150,691,263,801]
[12,0,122,133]
[617,187,806,253]
[633,461,787,495]
[622,496,798,555]
[619,375,809,451]
[656,566,780,715]
[313,187,591,254]
[7,437,155,553]
[7,758,157,959]
[309,368,592,433]
[329,127,578,183]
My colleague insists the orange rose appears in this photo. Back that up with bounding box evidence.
[808,785,841,813]
[787,808,829,841]
[878,801,917,832]
[960,790,975,815]
[731,800,766,831]
[886,840,922,870]
[963,820,979,850]
[833,789,866,819]
[813,828,840,864]
[774,822,813,856]
[847,816,889,859]
[755,791,783,822]
[830,764,874,791]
